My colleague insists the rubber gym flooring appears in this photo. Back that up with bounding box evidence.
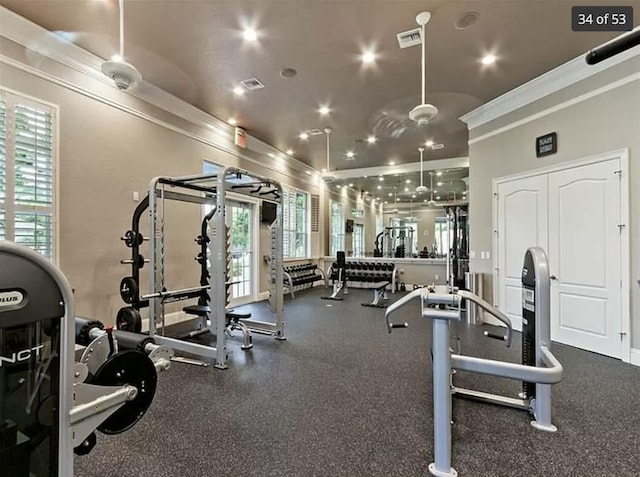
[75,287,640,477]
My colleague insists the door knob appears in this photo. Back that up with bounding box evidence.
[550,275,558,280]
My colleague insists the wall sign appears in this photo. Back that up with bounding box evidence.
[234,126,246,148]
[536,132,557,157]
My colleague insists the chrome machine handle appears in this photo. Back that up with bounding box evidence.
[384,288,427,332]
[457,290,514,348]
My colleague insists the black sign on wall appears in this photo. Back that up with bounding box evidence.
[536,132,557,157]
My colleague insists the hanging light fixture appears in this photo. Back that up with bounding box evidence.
[409,12,438,125]
[322,127,336,182]
[416,146,428,193]
[426,172,437,207]
[392,186,399,214]
[101,0,142,90]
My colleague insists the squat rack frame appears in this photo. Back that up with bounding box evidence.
[147,167,284,369]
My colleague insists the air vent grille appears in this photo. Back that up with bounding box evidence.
[240,77,265,90]
[397,28,421,48]
[431,143,445,150]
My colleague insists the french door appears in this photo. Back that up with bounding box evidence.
[227,200,255,305]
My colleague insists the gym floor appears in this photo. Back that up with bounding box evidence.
[76,288,640,477]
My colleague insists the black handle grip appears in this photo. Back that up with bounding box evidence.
[484,331,506,341]
[586,30,640,65]
[390,322,409,329]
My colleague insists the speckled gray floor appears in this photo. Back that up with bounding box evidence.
[75,288,640,477]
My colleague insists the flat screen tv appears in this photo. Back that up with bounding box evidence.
[261,201,277,224]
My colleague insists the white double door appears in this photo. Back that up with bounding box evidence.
[496,157,624,358]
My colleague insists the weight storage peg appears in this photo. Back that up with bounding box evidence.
[120,230,146,248]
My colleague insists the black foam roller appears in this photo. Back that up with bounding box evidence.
[114,330,156,353]
[75,317,104,346]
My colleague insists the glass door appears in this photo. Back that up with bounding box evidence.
[228,201,255,304]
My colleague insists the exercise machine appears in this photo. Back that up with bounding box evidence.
[373,226,415,258]
[0,241,169,476]
[322,252,348,300]
[117,167,286,369]
[385,247,563,477]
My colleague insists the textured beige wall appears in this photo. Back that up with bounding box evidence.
[467,57,640,347]
[0,42,321,325]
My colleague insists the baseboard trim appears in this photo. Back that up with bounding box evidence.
[629,348,640,367]
[141,311,192,333]
[257,291,270,301]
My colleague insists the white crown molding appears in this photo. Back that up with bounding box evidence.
[460,33,640,130]
[0,6,317,179]
[323,157,469,180]
[468,72,640,145]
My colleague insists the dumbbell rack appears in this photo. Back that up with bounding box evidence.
[327,260,398,292]
[282,263,327,299]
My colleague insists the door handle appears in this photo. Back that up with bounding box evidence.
[550,275,558,281]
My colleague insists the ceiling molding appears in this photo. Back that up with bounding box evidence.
[459,33,640,130]
[322,157,469,180]
[0,5,317,178]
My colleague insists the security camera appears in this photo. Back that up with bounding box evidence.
[101,60,142,91]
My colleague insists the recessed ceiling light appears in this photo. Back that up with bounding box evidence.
[412,194,416,198]
[405,179,411,184]
[404,187,409,192]
[434,190,438,194]
[363,175,368,178]
[346,151,355,158]
[425,140,434,147]
[243,27,258,42]
[363,191,369,195]
[319,106,331,115]
[436,196,441,200]
[367,135,377,144]
[361,50,376,64]
[481,54,497,66]
[286,149,293,155]
[337,185,342,189]
[349,183,354,187]
[388,193,392,197]
[378,177,384,182]
[299,132,309,140]
[389,161,396,166]
[233,86,245,96]
[306,171,312,175]
[455,11,480,30]
[436,171,442,176]
[377,185,382,190]
[437,181,443,186]
[268,153,275,158]
[228,118,237,125]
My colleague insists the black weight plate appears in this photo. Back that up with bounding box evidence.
[90,350,157,435]
[119,277,139,304]
[116,307,142,333]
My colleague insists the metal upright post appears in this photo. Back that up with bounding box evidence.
[148,178,159,338]
[210,173,228,369]
[529,247,557,432]
[429,317,458,477]
[273,197,285,339]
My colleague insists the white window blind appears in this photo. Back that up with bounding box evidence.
[0,90,56,261]
[329,200,344,257]
[353,223,364,257]
[282,186,309,258]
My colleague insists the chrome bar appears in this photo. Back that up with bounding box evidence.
[452,387,529,411]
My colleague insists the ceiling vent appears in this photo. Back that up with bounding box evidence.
[431,143,445,150]
[396,27,421,49]
[306,128,323,136]
[345,155,356,161]
[240,77,265,91]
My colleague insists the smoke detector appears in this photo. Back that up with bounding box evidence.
[101,60,141,90]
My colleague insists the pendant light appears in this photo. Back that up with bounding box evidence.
[322,127,335,182]
[392,186,399,214]
[416,146,428,193]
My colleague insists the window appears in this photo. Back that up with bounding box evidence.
[329,200,344,256]
[282,187,309,258]
[434,217,450,258]
[353,223,364,257]
[0,90,56,261]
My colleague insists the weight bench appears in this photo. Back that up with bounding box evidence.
[182,304,253,350]
[361,280,391,308]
